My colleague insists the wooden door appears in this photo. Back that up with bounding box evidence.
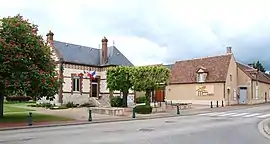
[155,89,165,102]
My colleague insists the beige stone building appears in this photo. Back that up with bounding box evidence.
[166,47,270,105]
[39,31,134,106]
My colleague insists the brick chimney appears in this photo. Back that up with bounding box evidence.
[46,30,54,42]
[226,46,232,54]
[101,36,108,64]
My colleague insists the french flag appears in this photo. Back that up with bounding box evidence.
[84,70,97,79]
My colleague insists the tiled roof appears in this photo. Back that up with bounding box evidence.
[53,41,133,67]
[170,54,232,84]
[143,64,173,69]
[163,64,173,70]
[236,62,270,84]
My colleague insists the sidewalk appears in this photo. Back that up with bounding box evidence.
[1,103,268,131]
[258,118,270,140]
[263,120,270,136]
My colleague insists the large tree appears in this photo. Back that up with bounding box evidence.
[0,14,61,117]
[253,60,266,73]
[130,66,170,106]
[106,66,133,107]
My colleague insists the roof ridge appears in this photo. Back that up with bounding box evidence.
[236,61,255,69]
[175,54,231,63]
[54,40,99,50]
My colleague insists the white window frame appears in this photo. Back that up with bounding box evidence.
[72,77,80,92]
[255,85,259,99]
[198,73,204,82]
[233,89,237,100]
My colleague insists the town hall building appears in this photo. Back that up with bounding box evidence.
[40,30,134,106]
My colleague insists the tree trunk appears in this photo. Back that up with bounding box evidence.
[122,91,128,107]
[0,94,3,118]
[145,90,151,106]
[0,87,4,118]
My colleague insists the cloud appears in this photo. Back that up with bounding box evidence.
[1,0,270,69]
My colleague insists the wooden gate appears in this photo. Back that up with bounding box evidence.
[154,89,165,102]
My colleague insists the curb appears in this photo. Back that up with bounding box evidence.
[0,114,181,131]
[258,118,270,140]
[0,107,245,132]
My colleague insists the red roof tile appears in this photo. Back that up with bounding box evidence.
[236,62,270,84]
[170,54,232,84]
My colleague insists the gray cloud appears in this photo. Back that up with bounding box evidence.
[5,0,270,69]
[81,4,270,69]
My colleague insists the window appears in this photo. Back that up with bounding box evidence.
[255,86,259,99]
[72,77,80,92]
[197,73,204,82]
[230,74,232,81]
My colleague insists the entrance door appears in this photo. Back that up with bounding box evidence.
[92,83,98,97]
[239,87,247,104]
[155,89,165,102]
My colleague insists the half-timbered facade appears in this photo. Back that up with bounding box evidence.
[39,30,133,106]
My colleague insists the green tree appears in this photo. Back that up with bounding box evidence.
[106,66,133,107]
[130,66,170,106]
[253,60,266,73]
[0,14,61,117]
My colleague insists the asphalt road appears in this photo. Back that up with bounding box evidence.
[1,105,270,144]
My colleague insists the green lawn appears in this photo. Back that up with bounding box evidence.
[4,105,35,113]
[1,103,73,123]
[0,112,73,123]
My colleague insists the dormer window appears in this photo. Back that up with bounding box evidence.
[198,73,204,82]
[196,67,207,83]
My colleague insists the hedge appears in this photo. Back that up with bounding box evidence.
[134,105,152,114]
[135,96,146,104]
[6,96,32,102]
[110,96,123,107]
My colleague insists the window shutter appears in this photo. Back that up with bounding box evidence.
[80,74,83,95]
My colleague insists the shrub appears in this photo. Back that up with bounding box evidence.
[66,101,76,108]
[27,104,39,107]
[110,96,123,107]
[79,102,96,107]
[134,105,152,114]
[50,105,68,110]
[6,96,32,102]
[135,96,146,104]
[40,102,54,109]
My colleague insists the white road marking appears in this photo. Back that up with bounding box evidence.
[257,114,270,118]
[229,113,249,117]
[218,113,237,116]
[242,113,261,117]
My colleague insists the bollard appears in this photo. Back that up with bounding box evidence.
[27,112,33,126]
[210,101,213,108]
[177,105,180,115]
[222,100,224,107]
[216,101,219,107]
[88,109,92,121]
[132,108,136,118]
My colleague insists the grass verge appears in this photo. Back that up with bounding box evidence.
[0,112,73,123]
[4,105,35,113]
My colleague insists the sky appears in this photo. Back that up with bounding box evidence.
[1,0,270,69]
